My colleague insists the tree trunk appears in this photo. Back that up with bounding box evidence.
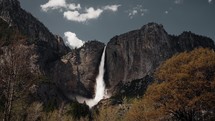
[4,78,14,121]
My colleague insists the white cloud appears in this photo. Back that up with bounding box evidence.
[208,0,213,3]
[64,32,84,49]
[103,5,121,12]
[64,7,103,22]
[132,10,138,15]
[165,11,169,14]
[174,0,183,4]
[41,1,121,23]
[129,10,138,18]
[41,0,66,12]
[67,3,81,10]
[63,5,121,22]
[128,5,148,19]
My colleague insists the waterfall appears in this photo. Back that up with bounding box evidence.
[76,46,108,108]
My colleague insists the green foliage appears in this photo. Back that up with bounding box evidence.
[67,102,90,120]
[43,98,58,112]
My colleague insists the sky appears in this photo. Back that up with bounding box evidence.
[19,0,215,47]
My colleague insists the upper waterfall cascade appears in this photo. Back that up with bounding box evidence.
[76,46,109,108]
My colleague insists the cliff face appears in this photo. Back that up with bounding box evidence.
[105,23,215,94]
[1,0,215,102]
[52,41,105,99]
[0,0,68,65]
[0,0,69,103]
[0,0,69,73]
[170,31,215,52]
[0,0,55,44]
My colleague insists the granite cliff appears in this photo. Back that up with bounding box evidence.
[51,23,215,99]
[104,23,215,95]
[0,0,215,103]
[52,41,105,99]
[0,0,69,73]
[0,0,69,104]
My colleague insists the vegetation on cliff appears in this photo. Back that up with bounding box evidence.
[125,48,215,121]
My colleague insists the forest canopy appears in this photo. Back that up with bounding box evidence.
[125,48,215,121]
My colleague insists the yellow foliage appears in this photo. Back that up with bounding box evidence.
[125,48,215,121]
[93,98,135,121]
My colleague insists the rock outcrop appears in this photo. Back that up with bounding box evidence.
[105,23,215,94]
[0,0,69,103]
[0,0,69,73]
[52,41,105,99]
[53,23,215,99]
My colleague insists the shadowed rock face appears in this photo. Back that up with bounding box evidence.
[52,41,105,99]
[0,0,54,44]
[52,23,215,98]
[0,0,69,73]
[0,0,69,103]
[105,23,215,94]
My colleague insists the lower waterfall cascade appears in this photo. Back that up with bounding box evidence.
[76,46,109,108]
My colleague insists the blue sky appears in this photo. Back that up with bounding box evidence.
[19,0,215,46]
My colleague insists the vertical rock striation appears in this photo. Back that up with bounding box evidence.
[52,41,105,99]
[105,23,215,94]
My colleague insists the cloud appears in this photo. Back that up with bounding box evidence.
[67,3,81,10]
[165,11,169,14]
[63,5,121,22]
[208,0,213,3]
[103,5,121,12]
[174,0,183,4]
[64,32,84,49]
[41,0,121,23]
[64,7,103,22]
[128,5,148,19]
[41,0,66,12]
[128,10,138,17]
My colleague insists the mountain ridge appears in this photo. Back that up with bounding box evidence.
[0,0,69,73]
[104,22,215,95]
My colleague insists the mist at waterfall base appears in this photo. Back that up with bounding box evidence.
[76,46,110,108]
